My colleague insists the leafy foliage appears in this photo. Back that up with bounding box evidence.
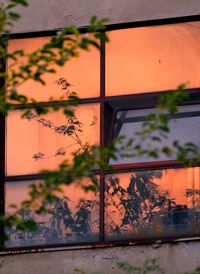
[0,0,112,245]
[117,85,200,166]
[6,195,99,246]
[105,170,200,238]
[1,0,200,251]
[23,80,97,162]
[0,1,108,116]
[117,259,164,274]
[73,259,200,274]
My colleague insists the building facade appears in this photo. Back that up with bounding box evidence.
[1,1,200,273]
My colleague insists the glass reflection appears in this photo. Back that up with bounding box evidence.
[105,168,200,240]
[106,22,200,96]
[6,103,100,175]
[110,104,200,165]
[6,179,99,247]
[8,37,100,101]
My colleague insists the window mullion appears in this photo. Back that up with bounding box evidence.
[99,35,106,242]
[0,38,6,249]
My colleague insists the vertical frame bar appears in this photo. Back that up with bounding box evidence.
[100,35,105,99]
[0,37,6,248]
[99,35,105,242]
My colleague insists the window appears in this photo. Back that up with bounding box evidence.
[5,36,101,248]
[4,17,200,251]
[105,168,200,241]
[111,104,200,165]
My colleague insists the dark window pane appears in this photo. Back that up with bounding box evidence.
[110,104,200,165]
[8,37,100,101]
[106,22,200,96]
[6,103,100,175]
[105,168,200,241]
[5,179,99,248]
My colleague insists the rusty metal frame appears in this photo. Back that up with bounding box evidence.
[3,15,200,253]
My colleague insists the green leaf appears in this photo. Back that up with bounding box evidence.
[91,16,97,24]
[9,204,17,209]
[35,107,48,115]
[8,12,21,20]
[64,109,74,117]
[73,268,86,274]
[23,219,37,231]
[10,0,28,6]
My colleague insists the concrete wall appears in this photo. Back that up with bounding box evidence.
[0,241,200,274]
[4,1,200,274]
[13,0,200,33]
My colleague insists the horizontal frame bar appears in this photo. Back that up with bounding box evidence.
[9,97,101,110]
[2,233,200,255]
[105,88,200,111]
[104,161,200,174]
[9,88,200,110]
[5,168,101,182]
[116,111,200,125]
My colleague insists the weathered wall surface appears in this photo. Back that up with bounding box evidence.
[0,242,200,274]
[13,0,200,33]
[3,1,200,274]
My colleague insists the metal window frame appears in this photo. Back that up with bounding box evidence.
[2,14,200,254]
[106,89,200,143]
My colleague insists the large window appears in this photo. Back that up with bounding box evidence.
[3,18,200,251]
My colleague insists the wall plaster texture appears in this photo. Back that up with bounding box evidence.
[11,0,200,33]
[0,242,200,274]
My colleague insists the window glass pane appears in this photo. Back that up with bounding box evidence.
[5,179,99,248]
[110,104,200,165]
[106,22,200,96]
[105,168,200,241]
[6,103,100,175]
[8,37,100,101]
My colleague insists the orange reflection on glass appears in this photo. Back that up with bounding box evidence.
[5,179,99,247]
[6,103,100,175]
[106,22,200,96]
[105,168,200,240]
[8,36,100,101]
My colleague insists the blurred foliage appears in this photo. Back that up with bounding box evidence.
[0,0,108,115]
[0,0,112,245]
[6,195,99,246]
[117,260,164,274]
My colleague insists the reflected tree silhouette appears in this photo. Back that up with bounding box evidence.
[6,77,100,247]
[7,195,99,246]
[105,171,200,238]
[7,170,200,246]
